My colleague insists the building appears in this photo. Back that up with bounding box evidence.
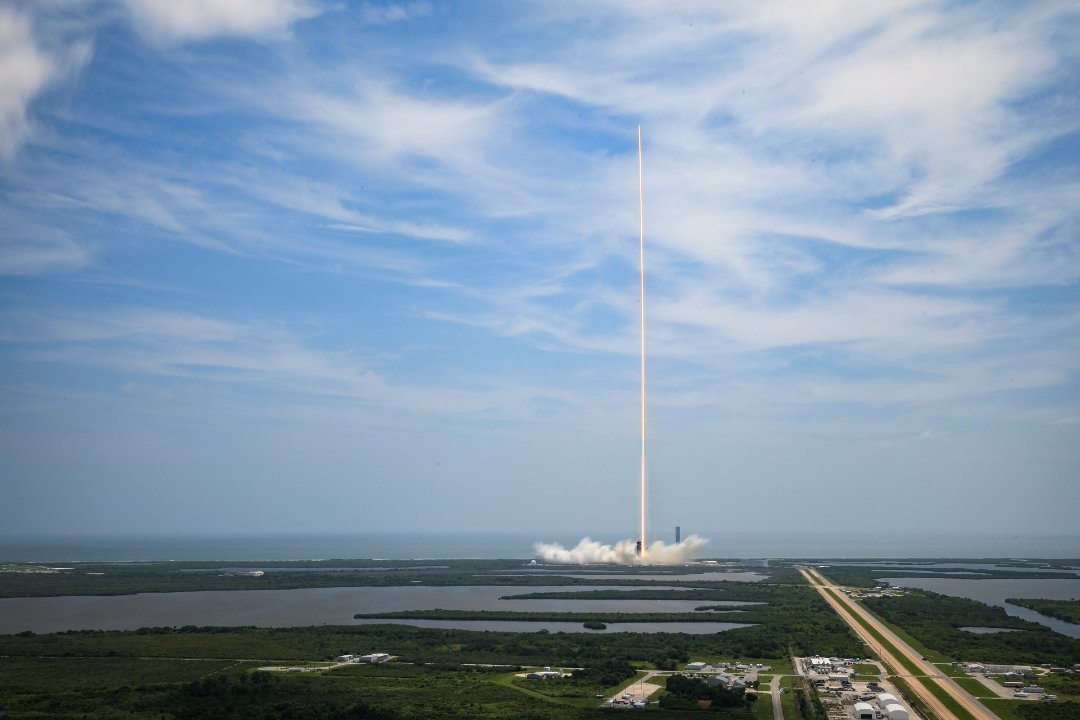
[876,693,899,708]
[358,653,390,664]
[526,669,563,680]
[706,674,733,688]
[884,704,909,720]
[854,702,875,720]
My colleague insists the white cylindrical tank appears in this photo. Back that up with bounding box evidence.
[885,703,909,720]
[877,693,899,708]
[853,702,875,720]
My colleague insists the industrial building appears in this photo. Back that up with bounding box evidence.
[853,702,875,720]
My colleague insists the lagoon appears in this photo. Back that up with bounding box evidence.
[0,584,753,635]
[879,576,1080,638]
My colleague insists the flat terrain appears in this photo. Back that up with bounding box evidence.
[2,558,1078,719]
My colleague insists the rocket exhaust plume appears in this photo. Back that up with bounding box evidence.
[534,128,710,566]
[534,536,709,565]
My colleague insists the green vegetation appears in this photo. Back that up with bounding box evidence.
[0,659,614,719]
[501,583,864,659]
[1016,701,1080,720]
[921,678,978,720]
[4,557,1076,718]
[811,565,1078,589]
[354,609,739,622]
[581,620,606,630]
[1033,672,1080,699]
[0,559,642,598]
[982,698,1080,720]
[0,624,792,718]
[0,559,795,598]
[1007,599,1080,625]
[779,677,799,720]
[861,590,1080,666]
[815,586,922,677]
[792,677,826,720]
[752,689,774,720]
[952,676,993,697]
[659,673,752,712]
[889,675,941,720]
[510,660,636,703]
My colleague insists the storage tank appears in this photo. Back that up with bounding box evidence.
[854,702,875,720]
[876,693,899,708]
[884,703,909,720]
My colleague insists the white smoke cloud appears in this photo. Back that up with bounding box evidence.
[534,535,708,565]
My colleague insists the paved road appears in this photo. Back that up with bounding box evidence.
[801,567,1000,720]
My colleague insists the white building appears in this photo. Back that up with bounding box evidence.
[884,703,909,720]
[358,653,390,664]
[854,702,875,720]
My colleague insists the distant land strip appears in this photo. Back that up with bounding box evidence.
[352,610,752,623]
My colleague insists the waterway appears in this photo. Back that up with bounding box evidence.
[878,576,1080,638]
[0,585,756,635]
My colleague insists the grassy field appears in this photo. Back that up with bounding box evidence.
[952,676,994,697]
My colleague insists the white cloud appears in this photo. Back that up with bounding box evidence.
[359,2,430,26]
[121,0,322,45]
[0,6,91,160]
[0,225,87,275]
[288,79,502,179]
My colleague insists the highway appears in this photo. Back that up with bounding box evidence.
[800,567,1001,720]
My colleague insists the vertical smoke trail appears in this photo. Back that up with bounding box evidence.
[637,125,647,558]
[535,129,712,566]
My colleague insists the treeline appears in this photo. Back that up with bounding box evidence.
[0,658,608,719]
[1016,701,1080,720]
[352,609,744,622]
[862,590,1080,666]
[177,673,399,720]
[658,673,753,712]
[0,560,602,598]
[0,559,795,598]
[0,620,808,672]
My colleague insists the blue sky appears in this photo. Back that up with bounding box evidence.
[1,1,1078,542]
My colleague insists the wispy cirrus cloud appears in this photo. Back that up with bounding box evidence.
[120,0,323,45]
